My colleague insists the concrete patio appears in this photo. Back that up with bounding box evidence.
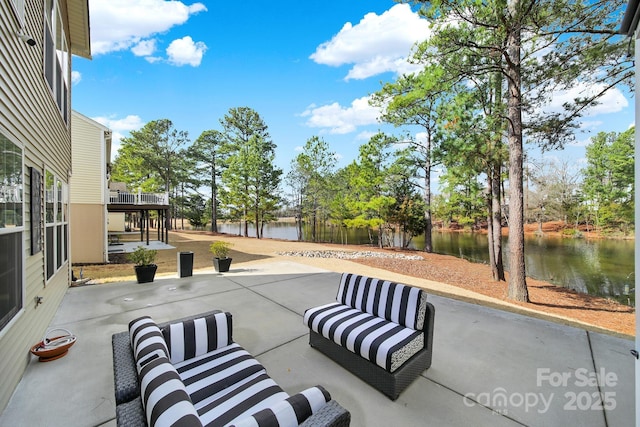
[0,261,634,426]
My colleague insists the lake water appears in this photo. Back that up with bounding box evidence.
[217,221,635,305]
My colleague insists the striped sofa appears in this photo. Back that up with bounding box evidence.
[303,273,435,400]
[112,310,350,427]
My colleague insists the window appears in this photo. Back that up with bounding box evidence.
[45,170,68,280]
[44,0,69,124]
[0,135,23,228]
[0,132,24,331]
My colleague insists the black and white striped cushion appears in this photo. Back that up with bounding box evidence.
[304,303,424,372]
[138,355,202,427]
[129,316,169,366]
[336,273,427,330]
[162,312,233,364]
[196,372,289,427]
[175,342,267,406]
[230,386,331,427]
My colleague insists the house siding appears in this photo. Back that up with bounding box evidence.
[0,0,84,413]
[70,111,109,263]
[70,204,106,263]
[70,111,107,205]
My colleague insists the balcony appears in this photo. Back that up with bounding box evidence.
[108,189,169,206]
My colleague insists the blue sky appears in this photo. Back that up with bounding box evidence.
[72,0,634,187]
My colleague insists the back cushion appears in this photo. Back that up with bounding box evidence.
[162,311,233,364]
[336,273,427,330]
[129,316,169,366]
[139,355,202,427]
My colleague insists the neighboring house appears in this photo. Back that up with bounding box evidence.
[70,110,111,264]
[70,111,171,265]
[0,0,90,413]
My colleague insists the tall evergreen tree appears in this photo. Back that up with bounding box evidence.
[220,107,282,238]
[581,128,634,232]
[412,0,632,301]
[344,133,396,248]
[112,119,189,230]
[286,136,336,242]
[188,130,230,232]
[371,65,450,252]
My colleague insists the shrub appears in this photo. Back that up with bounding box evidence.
[127,246,157,266]
[209,241,233,258]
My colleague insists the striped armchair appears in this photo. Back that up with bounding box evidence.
[303,273,435,400]
[113,311,350,427]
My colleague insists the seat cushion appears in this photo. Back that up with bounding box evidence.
[175,343,268,407]
[304,303,424,372]
[336,273,428,330]
[196,372,289,427]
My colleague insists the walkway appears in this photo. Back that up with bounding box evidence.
[0,262,634,426]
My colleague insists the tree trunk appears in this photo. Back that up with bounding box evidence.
[423,137,433,253]
[487,175,496,277]
[312,208,317,242]
[243,207,248,237]
[296,207,303,241]
[491,162,505,281]
[255,200,260,239]
[211,164,218,233]
[506,2,529,302]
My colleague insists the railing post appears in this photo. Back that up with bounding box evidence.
[137,188,142,205]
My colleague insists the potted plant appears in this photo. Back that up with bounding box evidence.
[128,246,158,283]
[210,241,233,272]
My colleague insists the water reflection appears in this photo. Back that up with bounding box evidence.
[217,222,635,305]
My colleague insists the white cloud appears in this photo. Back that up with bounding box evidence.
[579,120,604,131]
[145,56,163,64]
[356,130,378,141]
[132,39,157,56]
[301,96,381,134]
[541,82,628,117]
[89,0,207,56]
[71,71,82,85]
[310,4,431,80]
[166,36,207,66]
[92,114,145,158]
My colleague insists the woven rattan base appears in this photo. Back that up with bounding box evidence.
[309,331,430,400]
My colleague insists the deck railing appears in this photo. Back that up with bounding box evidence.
[108,189,169,205]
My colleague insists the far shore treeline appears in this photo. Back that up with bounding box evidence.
[113,117,633,245]
[111,1,634,303]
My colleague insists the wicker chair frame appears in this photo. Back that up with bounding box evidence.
[308,301,435,400]
[112,310,350,427]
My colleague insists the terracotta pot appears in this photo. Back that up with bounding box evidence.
[30,330,77,362]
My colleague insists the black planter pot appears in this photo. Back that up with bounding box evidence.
[134,264,158,283]
[213,257,232,273]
